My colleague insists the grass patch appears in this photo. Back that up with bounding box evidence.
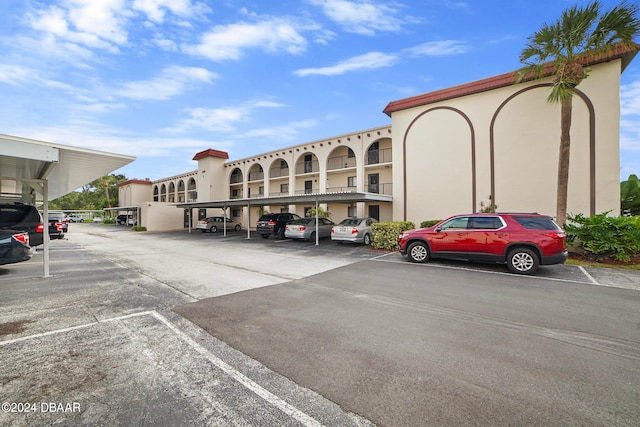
[566,257,640,271]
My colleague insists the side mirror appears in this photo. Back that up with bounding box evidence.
[435,226,442,232]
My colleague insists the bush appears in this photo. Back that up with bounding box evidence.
[371,221,415,250]
[131,226,147,232]
[565,212,640,262]
[420,220,441,228]
[102,217,115,224]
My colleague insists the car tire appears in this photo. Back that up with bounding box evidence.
[234,224,241,231]
[363,233,371,246]
[210,226,218,233]
[507,247,539,274]
[407,241,430,263]
[308,232,316,242]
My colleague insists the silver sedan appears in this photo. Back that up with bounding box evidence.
[284,218,335,241]
[331,217,378,245]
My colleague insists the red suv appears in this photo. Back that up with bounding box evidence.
[398,213,567,274]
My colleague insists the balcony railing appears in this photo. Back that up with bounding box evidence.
[327,155,356,171]
[364,182,393,195]
[248,171,264,181]
[269,167,289,178]
[229,192,243,199]
[326,186,357,193]
[294,188,320,195]
[295,160,319,174]
[230,174,243,184]
[365,148,392,165]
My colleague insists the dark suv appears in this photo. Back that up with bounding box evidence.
[398,213,567,274]
[0,203,44,246]
[256,213,302,239]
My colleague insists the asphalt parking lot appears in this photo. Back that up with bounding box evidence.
[1,223,639,426]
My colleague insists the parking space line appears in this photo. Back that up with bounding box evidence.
[0,311,153,346]
[150,311,324,427]
[578,266,602,286]
[1,310,325,427]
[372,256,594,285]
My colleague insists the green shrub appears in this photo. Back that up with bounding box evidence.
[420,220,441,228]
[102,217,115,224]
[565,212,640,262]
[371,221,415,250]
[132,226,147,232]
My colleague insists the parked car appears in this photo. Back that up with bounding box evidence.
[256,213,302,239]
[397,213,568,275]
[48,211,68,233]
[331,217,378,245]
[45,213,65,239]
[116,214,136,226]
[285,217,335,241]
[68,214,84,223]
[196,216,242,233]
[0,202,44,246]
[92,216,103,223]
[0,230,32,266]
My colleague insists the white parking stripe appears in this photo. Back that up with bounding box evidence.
[151,311,325,427]
[1,310,325,427]
[578,266,601,286]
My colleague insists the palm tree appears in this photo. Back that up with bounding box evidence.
[518,1,640,225]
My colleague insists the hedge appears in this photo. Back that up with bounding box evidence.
[371,221,415,250]
[565,212,640,262]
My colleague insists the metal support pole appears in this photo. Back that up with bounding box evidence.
[43,179,50,278]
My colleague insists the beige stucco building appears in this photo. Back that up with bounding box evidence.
[118,47,637,231]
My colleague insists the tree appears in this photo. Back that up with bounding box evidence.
[49,174,127,210]
[621,173,640,215]
[518,1,640,225]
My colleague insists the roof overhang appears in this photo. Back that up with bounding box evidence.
[175,192,393,209]
[0,134,135,200]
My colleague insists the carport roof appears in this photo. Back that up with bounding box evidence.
[175,192,393,209]
[1,134,135,200]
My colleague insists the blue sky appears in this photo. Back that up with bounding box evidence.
[1,0,640,183]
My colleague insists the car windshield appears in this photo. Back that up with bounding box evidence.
[513,216,561,230]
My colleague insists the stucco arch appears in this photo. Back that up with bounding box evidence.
[294,152,320,174]
[490,84,595,216]
[229,167,243,184]
[402,106,476,220]
[327,146,356,170]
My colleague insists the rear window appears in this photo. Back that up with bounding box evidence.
[340,218,361,226]
[0,206,39,225]
[513,216,561,230]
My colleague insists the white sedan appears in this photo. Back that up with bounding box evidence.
[196,216,242,233]
[331,217,378,245]
[284,218,335,241]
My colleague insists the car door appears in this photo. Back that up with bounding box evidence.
[428,216,471,254]
[465,216,506,256]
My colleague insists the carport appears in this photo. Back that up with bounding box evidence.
[0,134,135,276]
[176,192,393,244]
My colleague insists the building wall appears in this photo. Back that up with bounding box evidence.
[141,202,187,231]
[391,59,622,226]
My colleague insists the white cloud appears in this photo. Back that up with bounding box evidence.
[184,19,307,61]
[167,100,284,133]
[114,66,217,100]
[294,51,398,76]
[0,65,35,85]
[27,1,130,52]
[309,0,406,35]
[404,40,467,57]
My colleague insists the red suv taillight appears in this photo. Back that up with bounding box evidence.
[12,233,29,245]
[36,223,44,233]
[351,227,359,235]
[55,222,63,231]
[268,220,276,225]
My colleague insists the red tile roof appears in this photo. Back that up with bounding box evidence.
[383,44,639,116]
[118,179,152,187]
[192,148,229,160]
